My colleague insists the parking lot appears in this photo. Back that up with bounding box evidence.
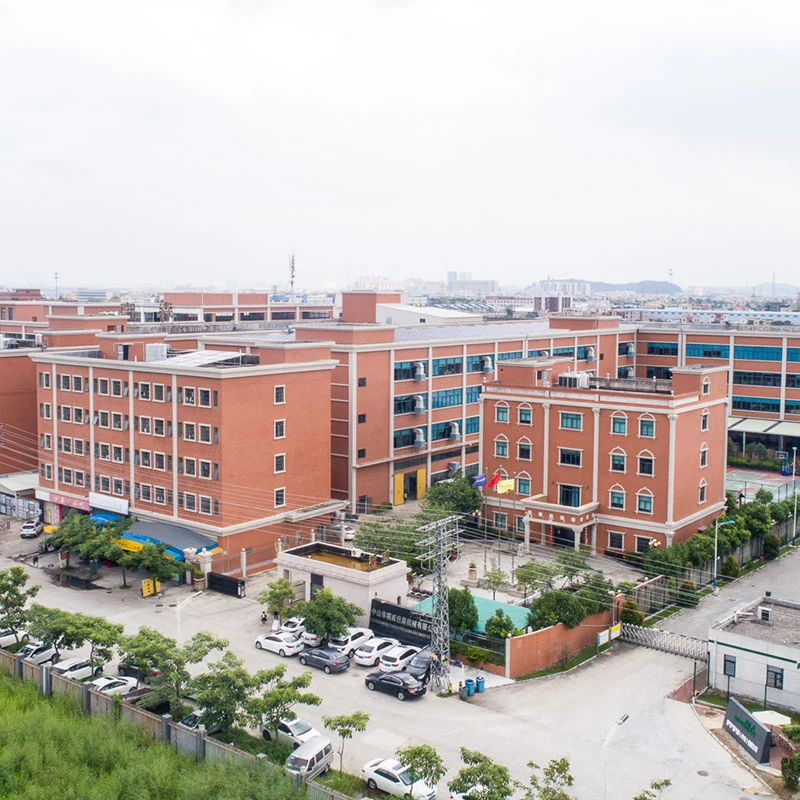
[0,519,770,799]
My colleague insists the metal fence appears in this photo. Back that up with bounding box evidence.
[620,623,708,661]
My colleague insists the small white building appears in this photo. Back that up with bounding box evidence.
[708,597,800,713]
[276,542,409,627]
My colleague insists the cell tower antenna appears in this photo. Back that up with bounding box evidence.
[668,268,673,287]
[54,271,59,300]
[289,254,296,302]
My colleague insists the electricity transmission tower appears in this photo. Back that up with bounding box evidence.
[418,514,460,690]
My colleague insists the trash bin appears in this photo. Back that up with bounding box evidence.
[459,686,469,701]
[465,678,475,696]
[475,676,485,693]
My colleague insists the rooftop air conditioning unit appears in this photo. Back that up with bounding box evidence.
[351,548,363,559]
[481,355,493,373]
[448,422,461,441]
[559,372,590,389]
[145,343,169,362]
[413,395,425,414]
[758,606,772,623]
[413,362,426,382]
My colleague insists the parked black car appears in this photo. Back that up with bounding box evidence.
[365,671,427,701]
[298,647,350,674]
[402,646,432,685]
[118,661,162,683]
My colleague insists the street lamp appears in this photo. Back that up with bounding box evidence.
[603,713,629,800]
[176,591,203,647]
[792,446,797,546]
[713,519,735,590]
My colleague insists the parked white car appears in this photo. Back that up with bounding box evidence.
[281,617,305,636]
[262,717,321,748]
[254,631,305,657]
[328,627,374,658]
[301,630,322,648]
[379,645,420,673]
[353,637,399,667]
[0,628,29,649]
[90,676,139,696]
[17,642,58,665]
[51,657,100,681]
[361,757,436,800]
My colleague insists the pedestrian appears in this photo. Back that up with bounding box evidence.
[32,554,39,567]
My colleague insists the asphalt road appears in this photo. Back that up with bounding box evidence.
[0,523,774,799]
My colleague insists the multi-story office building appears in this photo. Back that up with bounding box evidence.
[480,358,727,555]
[29,333,342,555]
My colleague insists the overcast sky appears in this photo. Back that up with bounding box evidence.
[2,1,799,292]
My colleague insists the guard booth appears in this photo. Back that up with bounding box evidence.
[207,572,246,598]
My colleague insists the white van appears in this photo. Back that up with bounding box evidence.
[284,735,334,780]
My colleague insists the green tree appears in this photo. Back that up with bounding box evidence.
[524,561,560,593]
[75,613,123,675]
[121,627,227,715]
[575,571,615,616]
[448,748,516,800]
[0,566,40,644]
[632,779,672,800]
[527,591,587,631]
[725,490,738,515]
[191,651,254,733]
[292,587,362,643]
[746,441,768,461]
[245,664,322,740]
[449,587,479,635]
[54,511,97,568]
[720,555,740,579]
[258,578,296,623]
[126,543,180,584]
[514,562,539,602]
[322,710,370,773]
[754,487,773,504]
[354,519,422,567]
[77,519,136,587]
[763,532,781,560]
[484,609,518,638]
[483,568,508,600]
[522,757,575,800]
[782,750,800,790]
[619,597,645,625]
[25,605,85,659]
[424,473,482,515]
[554,550,589,589]
[395,744,447,789]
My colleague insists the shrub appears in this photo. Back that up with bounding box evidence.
[783,725,800,743]
[619,597,644,626]
[782,751,800,790]
[720,556,740,580]
[676,580,699,608]
[754,488,774,505]
[763,533,781,561]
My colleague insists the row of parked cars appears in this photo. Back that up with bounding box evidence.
[254,618,432,702]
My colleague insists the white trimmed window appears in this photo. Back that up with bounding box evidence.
[637,450,654,476]
[610,448,626,473]
[274,454,286,473]
[700,443,708,468]
[516,472,531,495]
[184,458,197,477]
[611,412,627,435]
[274,420,286,439]
[495,402,509,423]
[638,414,655,438]
[518,403,532,425]
[636,489,654,514]
[199,424,211,443]
[184,423,196,442]
[494,435,509,458]
[493,512,508,530]
[701,409,709,432]
[274,488,286,508]
[517,437,532,461]
[702,377,710,395]
[607,531,624,551]
[609,485,626,510]
[274,385,286,405]
[699,480,707,504]
[183,387,196,406]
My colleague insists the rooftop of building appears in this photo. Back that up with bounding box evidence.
[717,598,800,647]
[280,541,400,572]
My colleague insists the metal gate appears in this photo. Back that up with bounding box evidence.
[620,623,708,661]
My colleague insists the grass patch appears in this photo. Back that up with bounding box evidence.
[214,728,291,764]
[516,642,607,681]
[698,690,800,726]
[318,770,369,796]
[698,587,714,598]
[0,675,302,800]
[643,606,681,627]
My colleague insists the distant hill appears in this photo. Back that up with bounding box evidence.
[588,280,682,295]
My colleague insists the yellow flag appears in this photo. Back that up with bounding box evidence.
[496,478,515,494]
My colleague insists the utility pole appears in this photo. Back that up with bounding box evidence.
[54,271,59,301]
[418,514,460,691]
[289,254,296,303]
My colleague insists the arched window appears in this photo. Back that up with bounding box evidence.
[608,483,626,511]
[638,413,656,438]
[494,435,508,458]
[609,446,627,473]
[637,449,655,476]
[636,487,654,515]
[518,403,532,426]
[611,411,628,435]
[495,401,509,424]
[699,442,708,468]
[701,408,709,432]
[516,471,532,496]
[702,377,710,395]
[698,479,707,504]
[516,436,532,461]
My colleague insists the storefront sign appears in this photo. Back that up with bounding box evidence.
[88,492,129,515]
[35,489,91,512]
[723,698,771,764]
[370,599,432,648]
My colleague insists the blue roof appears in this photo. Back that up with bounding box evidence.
[413,595,529,632]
